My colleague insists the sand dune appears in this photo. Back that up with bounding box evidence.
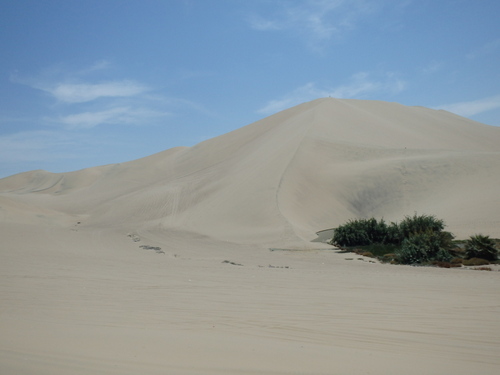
[2,98,499,241]
[1,98,500,374]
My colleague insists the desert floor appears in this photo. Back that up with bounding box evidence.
[1,224,499,375]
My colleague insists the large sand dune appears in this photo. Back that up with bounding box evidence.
[1,98,499,374]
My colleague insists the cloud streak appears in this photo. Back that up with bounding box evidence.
[421,60,444,75]
[248,0,379,48]
[59,107,170,129]
[435,95,500,117]
[257,72,406,115]
[9,61,182,130]
[41,80,148,103]
[0,130,78,165]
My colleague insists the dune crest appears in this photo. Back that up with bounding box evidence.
[2,98,499,242]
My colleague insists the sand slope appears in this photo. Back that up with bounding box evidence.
[1,98,500,374]
[1,98,499,241]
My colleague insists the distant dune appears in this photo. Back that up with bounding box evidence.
[1,98,499,375]
[1,98,499,243]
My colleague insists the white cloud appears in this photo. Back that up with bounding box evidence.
[0,130,77,163]
[435,95,500,117]
[0,128,124,177]
[44,80,148,103]
[8,61,208,135]
[330,72,380,97]
[257,83,319,115]
[248,0,379,46]
[9,62,182,129]
[251,19,280,31]
[249,15,282,31]
[87,60,111,72]
[59,107,170,129]
[75,60,112,76]
[421,60,444,75]
[11,61,148,103]
[257,72,406,114]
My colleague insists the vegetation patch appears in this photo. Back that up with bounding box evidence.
[329,214,499,268]
[354,243,400,258]
[462,258,490,266]
[465,234,498,261]
[431,261,462,268]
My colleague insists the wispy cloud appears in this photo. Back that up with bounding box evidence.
[9,61,182,130]
[0,130,78,163]
[257,72,406,114]
[59,107,170,129]
[12,63,149,104]
[421,60,444,75]
[2,61,206,175]
[78,60,112,75]
[435,95,500,117]
[0,128,124,177]
[248,0,380,48]
[40,80,149,103]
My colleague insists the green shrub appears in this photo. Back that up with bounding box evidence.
[331,213,457,265]
[464,234,498,261]
[396,230,454,265]
[331,218,400,247]
[385,222,402,244]
[398,213,445,238]
[331,220,369,247]
[397,235,430,264]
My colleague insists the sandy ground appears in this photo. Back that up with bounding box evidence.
[1,98,500,374]
[1,225,499,374]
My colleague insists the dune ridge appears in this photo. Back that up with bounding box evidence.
[1,98,500,374]
[1,98,499,242]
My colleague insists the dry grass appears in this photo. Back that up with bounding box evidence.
[473,267,492,271]
[462,258,490,266]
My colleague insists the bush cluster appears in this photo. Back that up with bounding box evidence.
[398,214,445,239]
[331,213,456,265]
[330,217,399,247]
[464,234,498,261]
[331,214,499,266]
[398,230,453,264]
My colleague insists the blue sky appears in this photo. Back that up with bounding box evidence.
[1,0,499,178]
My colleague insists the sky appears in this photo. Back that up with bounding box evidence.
[1,0,499,178]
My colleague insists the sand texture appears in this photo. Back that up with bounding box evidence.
[1,98,499,374]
